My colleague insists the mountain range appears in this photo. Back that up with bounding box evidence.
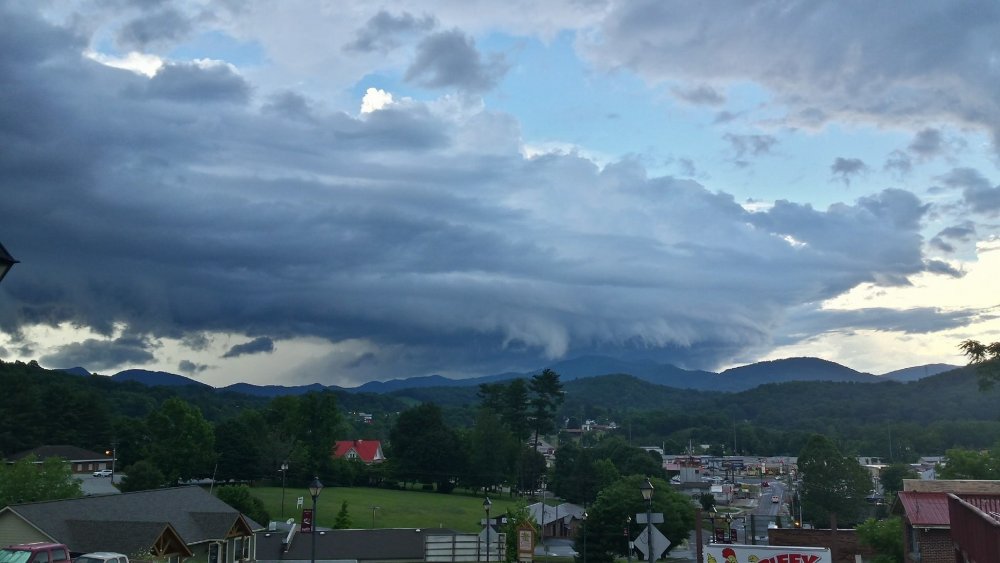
[60,356,961,397]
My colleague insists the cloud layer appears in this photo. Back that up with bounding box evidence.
[0,2,997,385]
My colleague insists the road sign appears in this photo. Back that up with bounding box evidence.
[635,513,664,524]
[633,526,670,560]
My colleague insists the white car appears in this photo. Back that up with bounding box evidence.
[92,469,113,477]
[75,553,128,563]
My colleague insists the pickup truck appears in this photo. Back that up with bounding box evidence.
[0,543,72,563]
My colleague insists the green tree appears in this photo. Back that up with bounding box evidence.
[117,460,166,492]
[465,408,518,492]
[388,403,464,491]
[0,456,83,506]
[798,434,871,527]
[145,397,217,483]
[333,499,353,529]
[529,369,564,447]
[699,492,716,512]
[578,475,695,563]
[216,484,270,525]
[938,447,1000,479]
[214,410,266,482]
[959,339,1000,389]
[857,516,904,563]
[500,504,536,563]
[879,463,917,499]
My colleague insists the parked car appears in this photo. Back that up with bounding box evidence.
[92,469,113,477]
[74,553,128,563]
[0,543,72,563]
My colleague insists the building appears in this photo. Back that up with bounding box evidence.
[892,479,1000,563]
[0,486,259,562]
[332,440,386,464]
[5,445,113,475]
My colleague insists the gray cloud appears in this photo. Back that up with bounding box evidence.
[178,359,209,373]
[344,10,437,53]
[116,8,193,50]
[929,222,976,253]
[0,4,975,383]
[577,1,1000,153]
[40,336,156,371]
[405,29,509,92]
[144,61,251,103]
[909,128,944,159]
[673,84,725,106]
[884,150,912,177]
[830,157,869,186]
[222,337,275,359]
[939,167,1000,215]
[724,133,777,162]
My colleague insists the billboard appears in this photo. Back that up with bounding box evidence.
[704,544,830,563]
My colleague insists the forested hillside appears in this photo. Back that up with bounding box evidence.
[2,358,996,466]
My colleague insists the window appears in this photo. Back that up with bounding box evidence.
[51,550,68,563]
[34,552,48,563]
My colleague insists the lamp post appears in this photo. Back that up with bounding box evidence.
[625,516,632,563]
[104,445,116,483]
[309,476,324,563]
[0,242,17,284]
[582,509,588,563]
[640,478,654,563]
[370,505,380,529]
[483,497,492,563]
[280,461,289,519]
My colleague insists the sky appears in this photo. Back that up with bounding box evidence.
[1,0,999,388]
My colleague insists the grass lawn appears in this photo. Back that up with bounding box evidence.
[248,486,526,532]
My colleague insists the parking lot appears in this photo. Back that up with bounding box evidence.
[76,473,124,495]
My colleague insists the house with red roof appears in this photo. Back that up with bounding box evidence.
[332,440,386,464]
[892,479,1000,563]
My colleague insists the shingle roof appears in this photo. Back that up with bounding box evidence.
[4,486,260,553]
[255,528,456,561]
[6,445,110,462]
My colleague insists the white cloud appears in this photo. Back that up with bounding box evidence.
[360,87,395,114]
[85,49,163,77]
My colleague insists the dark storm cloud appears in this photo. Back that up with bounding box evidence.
[144,61,251,103]
[405,29,509,92]
[40,336,156,371]
[344,10,436,53]
[579,1,1000,153]
[222,337,275,358]
[117,8,193,50]
[0,5,962,382]
[830,157,869,186]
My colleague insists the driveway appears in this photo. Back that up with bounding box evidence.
[76,473,124,495]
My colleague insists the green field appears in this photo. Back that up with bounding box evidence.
[248,486,526,532]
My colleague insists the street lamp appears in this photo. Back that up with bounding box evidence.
[582,510,588,563]
[280,461,289,519]
[640,478,654,563]
[309,477,324,563]
[483,497,492,563]
[0,242,17,284]
[625,516,632,563]
[104,446,116,483]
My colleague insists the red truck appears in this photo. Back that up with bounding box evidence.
[0,543,72,563]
